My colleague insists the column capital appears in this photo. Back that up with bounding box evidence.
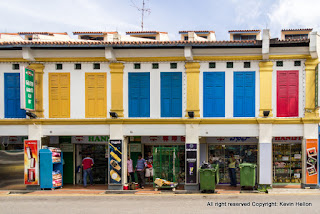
[259,61,273,72]
[109,63,124,72]
[28,63,45,72]
[185,62,200,73]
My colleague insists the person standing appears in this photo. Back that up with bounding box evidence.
[145,151,153,184]
[135,154,146,189]
[228,151,237,187]
[82,154,94,187]
[127,155,135,183]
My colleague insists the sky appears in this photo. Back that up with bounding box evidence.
[1,0,320,40]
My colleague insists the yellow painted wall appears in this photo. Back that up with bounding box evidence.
[110,63,124,117]
[28,64,45,118]
[49,73,70,118]
[305,58,319,117]
[85,73,107,118]
[259,61,273,117]
[185,62,200,117]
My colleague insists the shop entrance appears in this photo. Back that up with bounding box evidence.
[208,143,258,184]
[273,137,302,184]
[76,144,108,185]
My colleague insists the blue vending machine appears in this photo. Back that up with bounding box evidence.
[40,147,63,189]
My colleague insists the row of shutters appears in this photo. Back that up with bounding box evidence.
[3,71,299,118]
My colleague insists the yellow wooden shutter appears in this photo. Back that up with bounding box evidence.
[49,73,70,118]
[85,73,106,118]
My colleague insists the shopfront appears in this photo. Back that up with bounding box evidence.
[272,137,303,184]
[129,136,186,184]
[206,137,258,184]
[0,136,28,190]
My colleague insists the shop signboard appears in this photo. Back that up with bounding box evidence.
[71,136,109,144]
[206,137,258,144]
[306,139,318,185]
[24,140,39,185]
[273,137,303,143]
[186,143,197,183]
[142,136,185,144]
[109,139,122,184]
[20,67,35,111]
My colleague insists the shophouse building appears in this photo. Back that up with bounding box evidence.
[0,29,319,190]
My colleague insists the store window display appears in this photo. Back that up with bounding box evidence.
[273,144,302,184]
[208,145,257,184]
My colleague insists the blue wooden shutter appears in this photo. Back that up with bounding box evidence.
[203,72,225,117]
[234,72,255,117]
[129,73,150,117]
[4,73,26,118]
[161,72,182,117]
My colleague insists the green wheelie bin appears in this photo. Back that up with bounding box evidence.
[199,164,219,193]
[239,163,257,187]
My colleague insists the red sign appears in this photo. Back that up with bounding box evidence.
[306,139,318,185]
[24,140,39,185]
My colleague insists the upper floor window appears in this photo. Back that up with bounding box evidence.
[285,34,308,40]
[128,73,150,117]
[12,64,20,70]
[233,34,256,41]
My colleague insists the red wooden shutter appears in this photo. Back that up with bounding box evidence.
[277,70,299,117]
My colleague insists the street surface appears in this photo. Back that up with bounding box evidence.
[1,194,320,214]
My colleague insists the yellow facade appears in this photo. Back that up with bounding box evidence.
[185,62,200,117]
[85,73,107,118]
[28,63,45,118]
[304,58,319,118]
[110,63,124,117]
[259,61,273,117]
[49,73,70,118]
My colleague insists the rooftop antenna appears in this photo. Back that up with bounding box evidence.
[131,0,151,31]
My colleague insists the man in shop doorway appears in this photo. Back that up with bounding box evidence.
[135,153,146,189]
[145,151,153,184]
[82,154,94,187]
[228,151,237,187]
[127,155,135,183]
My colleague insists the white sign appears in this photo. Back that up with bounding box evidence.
[273,137,303,143]
[141,136,185,144]
[206,137,258,144]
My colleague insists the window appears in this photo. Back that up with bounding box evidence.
[184,36,189,41]
[49,73,70,118]
[227,62,233,68]
[277,70,299,117]
[199,36,208,39]
[233,34,256,41]
[244,62,251,68]
[134,63,141,69]
[209,62,216,68]
[276,61,283,67]
[294,61,301,66]
[85,73,107,118]
[141,36,156,40]
[161,72,182,117]
[4,73,26,118]
[129,73,150,117]
[285,34,308,40]
[203,72,225,117]
[152,63,159,69]
[74,63,81,70]
[12,64,20,70]
[93,63,100,69]
[56,64,63,70]
[234,72,255,117]
[170,63,177,69]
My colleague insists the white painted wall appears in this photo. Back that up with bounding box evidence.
[42,125,110,136]
[199,124,259,137]
[123,62,185,118]
[123,124,186,136]
[0,125,28,136]
[43,62,110,119]
[272,124,304,136]
[199,61,260,118]
[271,59,305,118]
[114,49,184,58]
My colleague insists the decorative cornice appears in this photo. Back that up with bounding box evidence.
[116,57,186,62]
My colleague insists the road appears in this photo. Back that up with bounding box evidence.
[0,194,320,214]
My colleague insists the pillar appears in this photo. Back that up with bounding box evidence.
[110,63,124,117]
[305,58,319,118]
[302,123,319,188]
[259,61,273,117]
[185,123,199,191]
[258,124,273,185]
[185,62,200,117]
[28,63,45,118]
[109,124,126,190]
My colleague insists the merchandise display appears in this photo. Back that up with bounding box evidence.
[208,145,257,184]
[39,147,63,189]
[273,144,302,183]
